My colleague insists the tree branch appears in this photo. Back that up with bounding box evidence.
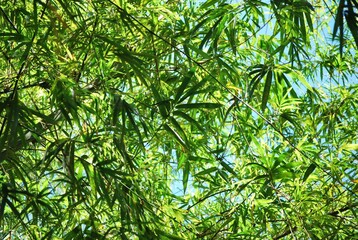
[273,202,358,239]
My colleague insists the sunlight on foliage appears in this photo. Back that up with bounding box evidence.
[0,0,357,239]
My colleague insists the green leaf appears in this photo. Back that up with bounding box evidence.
[176,103,222,109]
[261,69,272,112]
[332,0,345,54]
[155,229,185,240]
[175,69,195,102]
[340,144,358,151]
[199,16,223,49]
[186,44,211,59]
[164,124,187,149]
[345,2,358,49]
[0,33,27,41]
[302,163,317,183]
[200,0,221,9]
[178,77,208,102]
[195,167,217,176]
[124,100,144,148]
[183,160,190,194]
[151,86,172,118]
[290,69,313,92]
[220,160,237,177]
[249,65,267,100]
[112,94,123,125]
[218,169,229,182]
[173,110,205,132]
[255,199,274,207]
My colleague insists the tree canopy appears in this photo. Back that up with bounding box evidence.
[0,0,357,239]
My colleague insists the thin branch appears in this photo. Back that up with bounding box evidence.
[274,202,358,239]
[105,0,357,197]
[187,189,231,210]
[328,202,358,217]
[273,226,298,240]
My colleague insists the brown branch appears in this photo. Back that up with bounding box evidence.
[327,202,358,217]
[0,82,50,95]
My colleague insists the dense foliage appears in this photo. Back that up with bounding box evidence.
[0,0,357,239]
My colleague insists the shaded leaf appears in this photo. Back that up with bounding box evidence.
[302,163,317,183]
[176,103,222,109]
[183,160,190,194]
[175,69,195,102]
[173,110,205,132]
[261,69,273,112]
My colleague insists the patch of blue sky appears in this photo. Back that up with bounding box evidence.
[169,0,358,198]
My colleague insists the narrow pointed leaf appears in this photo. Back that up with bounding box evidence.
[302,163,317,182]
[173,110,205,132]
[176,103,222,109]
[183,160,190,194]
[261,69,272,112]
[175,69,195,102]
[164,124,187,149]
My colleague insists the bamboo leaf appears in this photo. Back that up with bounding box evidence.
[195,167,217,176]
[261,69,272,112]
[112,94,123,126]
[345,2,358,49]
[175,69,195,102]
[124,100,144,148]
[183,160,190,194]
[255,199,274,207]
[163,124,187,149]
[220,160,237,177]
[176,103,222,109]
[290,69,313,92]
[302,163,317,183]
[340,144,358,151]
[155,228,185,240]
[173,110,205,132]
[179,77,208,102]
[333,0,345,55]
[169,116,189,144]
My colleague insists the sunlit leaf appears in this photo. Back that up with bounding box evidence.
[0,0,356,238]
[340,144,358,151]
[164,124,187,149]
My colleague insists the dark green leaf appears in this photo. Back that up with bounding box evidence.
[183,160,190,194]
[164,124,187,149]
[176,103,222,109]
[195,167,217,176]
[175,69,195,102]
[261,69,272,112]
[173,110,205,132]
[302,163,317,183]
